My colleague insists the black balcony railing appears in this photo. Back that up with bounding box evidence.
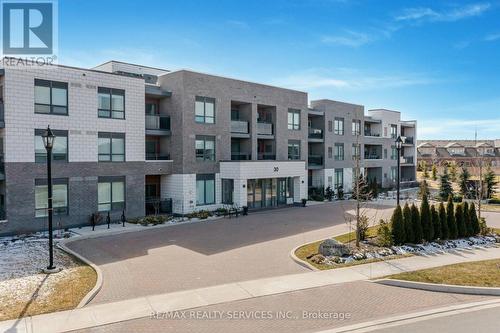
[308,155,324,166]
[308,128,323,139]
[403,136,414,144]
[401,156,414,164]
[258,153,276,160]
[145,115,171,131]
[364,153,381,160]
[231,153,252,160]
[146,153,171,160]
[145,197,172,215]
[364,131,380,137]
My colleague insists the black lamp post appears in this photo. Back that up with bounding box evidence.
[42,126,57,272]
[395,135,403,206]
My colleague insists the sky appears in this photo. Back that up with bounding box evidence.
[57,0,500,140]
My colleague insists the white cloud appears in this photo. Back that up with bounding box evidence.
[321,30,374,47]
[419,118,500,139]
[484,33,500,41]
[395,3,491,23]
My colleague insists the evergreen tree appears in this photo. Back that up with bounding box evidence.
[423,161,429,179]
[484,166,498,199]
[391,205,406,245]
[431,205,440,240]
[420,194,433,241]
[449,162,458,182]
[469,202,480,235]
[418,180,430,200]
[455,204,465,238]
[411,204,423,243]
[459,167,471,198]
[447,195,458,239]
[463,201,473,237]
[432,164,437,181]
[439,202,449,239]
[440,168,453,201]
[403,203,414,243]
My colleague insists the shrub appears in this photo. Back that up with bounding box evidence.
[337,186,344,200]
[488,198,500,205]
[463,201,473,237]
[187,210,213,220]
[403,203,414,243]
[430,205,440,240]
[411,204,423,244]
[377,219,393,247]
[432,164,437,181]
[418,180,430,200]
[469,202,480,235]
[439,169,453,201]
[358,215,370,241]
[391,205,406,245]
[420,194,433,241]
[447,195,458,239]
[439,202,448,239]
[453,195,463,203]
[309,187,325,201]
[479,217,489,236]
[455,204,466,238]
[325,186,334,201]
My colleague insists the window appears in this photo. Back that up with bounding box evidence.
[34,79,68,115]
[196,174,215,205]
[222,179,234,204]
[334,169,344,189]
[98,87,125,119]
[35,179,68,217]
[352,144,360,160]
[352,120,361,136]
[98,132,125,162]
[195,136,216,161]
[287,109,300,130]
[334,118,344,135]
[35,129,68,163]
[384,148,388,159]
[391,167,397,182]
[328,147,333,159]
[334,143,344,161]
[98,177,125,211]
[288,140,300,160]
[390,124,397,139]
[328,120,333,132]
[391,146,398,160]
[195,96,215,123]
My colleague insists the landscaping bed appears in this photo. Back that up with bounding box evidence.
[0,233,97,321]
[386,258,500,287]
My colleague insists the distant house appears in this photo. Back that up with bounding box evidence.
[417,140,500,167]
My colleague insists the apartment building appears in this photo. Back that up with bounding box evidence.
[417,140,500,167]
[0,60,416,235]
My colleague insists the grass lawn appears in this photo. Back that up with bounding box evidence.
[387,259,500,287]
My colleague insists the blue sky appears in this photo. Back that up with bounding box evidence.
[58,0,500,140]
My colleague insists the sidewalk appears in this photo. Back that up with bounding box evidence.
[2,246,499,333]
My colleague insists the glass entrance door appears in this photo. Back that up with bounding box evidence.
[277,178,287,205]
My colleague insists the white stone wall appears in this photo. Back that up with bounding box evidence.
[2,65,146,163]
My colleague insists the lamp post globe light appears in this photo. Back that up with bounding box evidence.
[395,135,403,206]
[42,126,60,273]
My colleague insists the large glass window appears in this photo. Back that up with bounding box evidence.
[98,132,125,162]
[352,144,360,160]
[195,136,215,161]
[195,96,215,123]
[98,177,125,211]
[288,140,300,160]
[391,146,398,160]
[222,179,234,204]
[334,143,344,161]
[196,174,215,205]
[352,120,361,136]
[334,169,344,189]
[390,124,398,139]
[334,118,344,135]
[35,179,68,217]
[35,129,68,163]
[287,109,300,130]
[34,79,68,115]
[98,87,125,119]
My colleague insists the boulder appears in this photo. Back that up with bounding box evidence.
[318,239,350,257]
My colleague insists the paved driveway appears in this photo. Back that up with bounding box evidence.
[67,202,394,304]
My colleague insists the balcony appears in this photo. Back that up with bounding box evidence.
[258,153,276,160]
[364,153,382,160]
[364,131,380,137]
[308,155,324,168]
[231,153,252,160]
[231,120,249,137]
[257,122,273,136]
[308,128,323,141]
[403,136,414,145]
[145,115,171,136]
[146,153,171,161]
[401,156,414,164]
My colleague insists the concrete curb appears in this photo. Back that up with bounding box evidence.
[374,278,500,296]
[57,239,104,308]
[289,243,320,271]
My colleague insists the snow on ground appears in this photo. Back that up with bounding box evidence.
[0,232,79,305]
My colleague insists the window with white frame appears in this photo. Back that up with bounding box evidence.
[34,79,68,115]
[288,140,301,160]
[195,96,215,123]
[98,177,125,211]
[35,129,68,163]
[334,169,343,189]
[195,136,216,161]
[35,179,68,217]
[334,118,344,135]
[196,174,215,205]
[287,109,300,130]
[334,143,344,161]
[352,119,361,136]
[98,87,125,119]
[98,132,125,162]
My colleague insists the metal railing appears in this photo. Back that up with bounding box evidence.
[401,156,414,164]
[145,115,170,131]
[308,128,323,139]
[258,153,276,160]
[308,155,324,166]
[145,197,172,215]
[231,120,249,134]
[403,136,414,144]
[257,122,273,135]
[231,153,252,160]
[146,153,170,160]
[364,131,380,137]
[364,154,381,160]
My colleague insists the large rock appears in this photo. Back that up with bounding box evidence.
[318,239,350,257]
